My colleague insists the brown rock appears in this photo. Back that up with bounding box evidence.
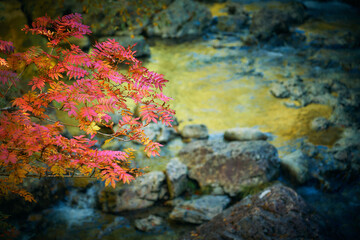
[178,140,279,196]
[179,185,324,240]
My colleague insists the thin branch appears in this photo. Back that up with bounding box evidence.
[35,115,132,142]
[4,66,28,98]
[0,106,16,112]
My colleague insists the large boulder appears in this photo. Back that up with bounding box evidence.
[298,138,360,192]
[169,195,230,224]
[146,0,212,38]
[178,140,280,196]
[98,171,167,212]
[179,185,325,240]
[250,1,307,40]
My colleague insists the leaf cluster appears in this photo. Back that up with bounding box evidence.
[0,13,175,200]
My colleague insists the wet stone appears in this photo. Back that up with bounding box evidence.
[270,82,290,98]
[134,215,164,232]
[224,127,268,141]
[169,195,230,224]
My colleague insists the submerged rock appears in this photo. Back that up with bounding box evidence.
[134,215,164,232]
[178,140,279,196]
[179,185,324,240]
[98,171,167,212]
[97,216,130,239]
[224,127,268,141]
[169,195,230,224]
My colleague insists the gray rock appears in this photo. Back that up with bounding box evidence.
[280,150,310,185]
[310,117,330,131]
[166,158,188,199]
[181,124,209,139]
[179,185,324,240]
[334,128,360,148]
[330,106,357,128]
[178,140,280,196]
[224,127,268,141]
[98,35,150,58]
[146,0,212,38]
[250,2,307,40]
[300,140,360,191]
[134,215,164,232]
[157,125,178,143]
[270,82,290,98]
[143,123,162,142]
[284,77,307,100]
[98,171,167,212]
[169,195,230,224]
[143,122,178,143]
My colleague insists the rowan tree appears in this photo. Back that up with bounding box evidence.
[0,13,175,202]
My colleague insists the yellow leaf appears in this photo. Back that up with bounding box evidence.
[104,138,114,145]
[111,179,116,188]
[90,121,100,131]
[105,178,111,187]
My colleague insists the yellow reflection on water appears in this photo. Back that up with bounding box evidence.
[145,41,336,150]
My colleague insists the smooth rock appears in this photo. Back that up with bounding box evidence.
[181,124,209,139]
[169,195,230,224]
[143,122,178,143]
[178,140,280,196]
[179,185,324,240]
[166,158,188,199]
[224,127,268,141]
[281,150,310,185]
[270,82,290,98]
